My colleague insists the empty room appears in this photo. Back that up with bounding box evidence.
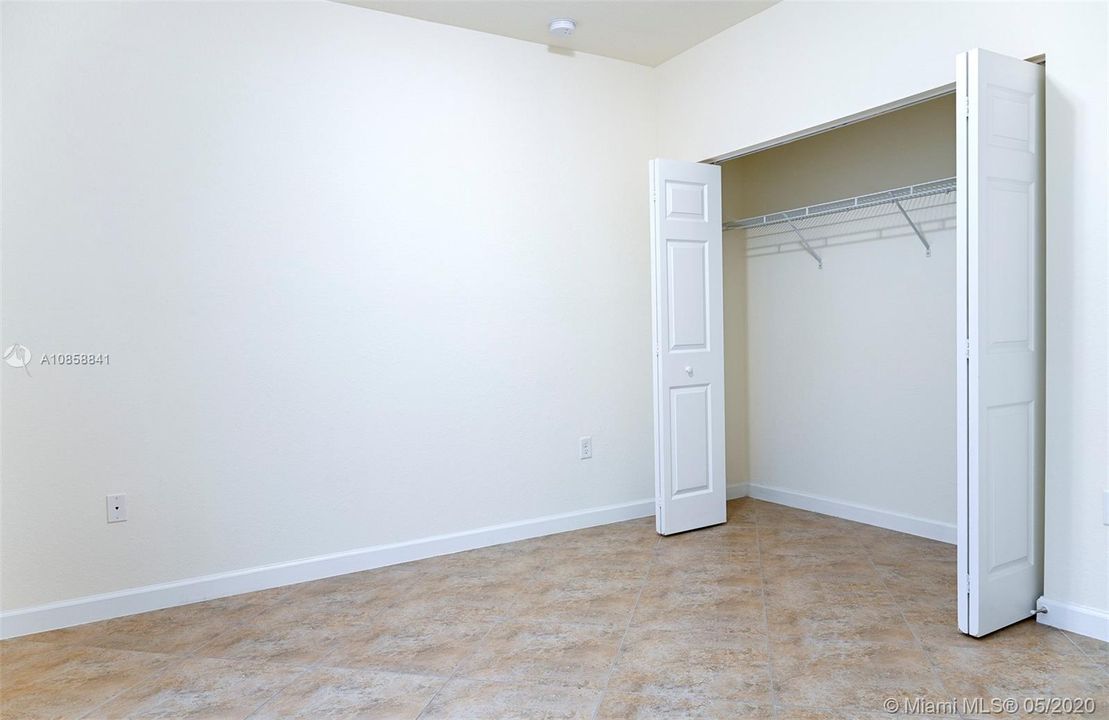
[1,0,1107,718]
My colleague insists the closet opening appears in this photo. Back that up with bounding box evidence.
[719,93,959,545]
[649,49,1046,639]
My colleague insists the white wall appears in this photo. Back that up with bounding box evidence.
[656,0,1108,622]
[721,231,749,490]
[0,1,656,613]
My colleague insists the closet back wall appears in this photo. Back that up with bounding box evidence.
[722,97,957,534]
[1,1,656,614]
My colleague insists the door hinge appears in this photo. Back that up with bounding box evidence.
[654,345,660,356]
[963,96,971,117]
[964,339,971,359]
[966,574,973,593]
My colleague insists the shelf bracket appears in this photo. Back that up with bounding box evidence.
[893,199,931,257]
[785,218,823,269]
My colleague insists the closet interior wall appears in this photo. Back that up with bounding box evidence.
[722,95,959,533]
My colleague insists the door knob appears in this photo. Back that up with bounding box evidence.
[684,366,693,376]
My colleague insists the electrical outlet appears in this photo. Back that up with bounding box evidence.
[106,494,127,523]
[579,436,592,460]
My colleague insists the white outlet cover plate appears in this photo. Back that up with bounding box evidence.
[106,494,127,523]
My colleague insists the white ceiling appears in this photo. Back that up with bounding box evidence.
[338,1,778,67]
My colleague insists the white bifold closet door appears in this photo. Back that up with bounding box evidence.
[956,49,1046,637]
[649,159,726,535]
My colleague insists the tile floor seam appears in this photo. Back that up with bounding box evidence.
[439,598,655,692]
[167,575,426,717]
[587,533,659,720]
[188,628,246,663]
[413,614,504,718]
[304,594,405,672]
[855,532,969,720]
[753,506,781,718]
[70,650,181,720]
[200,574,420,670]
[311,660,455,681]
[15,639,199,714]
[0,639,192,718]
[13,624,215,656]
[241,663,318,720]
[1060,628,1099,663]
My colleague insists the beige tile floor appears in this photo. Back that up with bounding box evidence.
[1,498,1106,719]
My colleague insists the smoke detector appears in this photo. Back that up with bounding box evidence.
[549,18,576,36]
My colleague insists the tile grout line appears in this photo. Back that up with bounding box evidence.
[241,664,318,719]
[412,567,547,720]
[587,534,660,720]
[1058,628,1101,664]
[305,573,427,668]
[232,573,430,719]
[751,503,782,719]
[237,589,402,720]
[233,580,418,720]
[258,557,523,718]
[72,608,264,720]
[34,585,332,719]
[855,534,968,720]
[411,623,502,719]
[72,651,180,720]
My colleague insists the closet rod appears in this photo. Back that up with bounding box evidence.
[723,177,956,232]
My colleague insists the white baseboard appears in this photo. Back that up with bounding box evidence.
[727,482,749,500]
[1036,596,1109,642]
[747,483,956,544]
[0,496,655,640]
[0,484,961,639]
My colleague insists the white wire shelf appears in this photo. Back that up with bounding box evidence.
[723,177,957,268]
[724,177,956,231]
